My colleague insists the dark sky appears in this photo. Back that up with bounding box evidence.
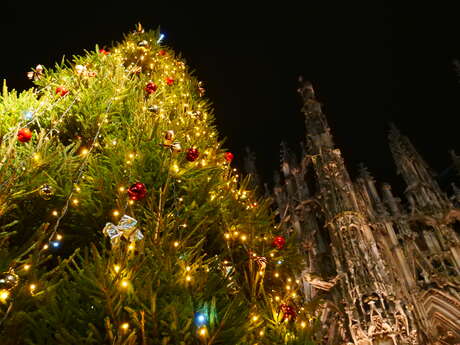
[2,2,460,192]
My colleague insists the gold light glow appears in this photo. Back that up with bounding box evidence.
[0,290,9,301]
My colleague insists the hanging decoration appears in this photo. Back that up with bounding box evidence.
[128,182,147,201]
[38,184,54,200]
[103,215,144,246]
[17,128,33,143]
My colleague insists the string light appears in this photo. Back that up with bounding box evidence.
[52,210,58,216]
[121,280,129,288]
[29,284,36,293]
[113,210,120,217]
[121,323,129,331]
[114,265,121,273]
[173,241,180,247]
[198,327,207,337]
[23,264,31,271]
[300,321,307,328]
[0,290,9,301]
[185,275,191,282]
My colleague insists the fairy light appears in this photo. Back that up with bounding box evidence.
[43,244,49,250]
[241,234,247,241]
[75,186,81,192]
[252,315,259,322]
[185,275,191,281]
[113,210,120,217]
[128,243,135,251]
[114,265,121,273]
[274,272,279,278]
[30,284,36,293]
[224,233,231,239]
[52,210,58,216]
[23,264,31,271]
[0,290,9,301]
[186,266,191,272]
[300,321,307,328]
[72,198,79,205]
[259,330,264,336]
[121,323,129,331]
[129,200,134,205]
[173,241,180,247]
[198,327,207,337]
[121,280,129,288]
[80,148,89,155]
[33,153,40,161]
[56,234,63,241]
[275,296,280,301]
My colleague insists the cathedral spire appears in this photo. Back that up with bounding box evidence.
[297,77,334,153]
[388,123,449,211]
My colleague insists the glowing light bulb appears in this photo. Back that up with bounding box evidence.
[198,327,207,337]
[224,233,230,239]
[0,290,9,301]
[80,148,89,155]
[186,266,191,271]
[301,321,307,328]
[113,210,120,217]
[241,235,247,241]
[173,241,180,247]
[114,265,121,273]
[56,234,63,241]
[52,210,58,216]
[30,284,36,292]
[252,315,258,322]
[185,275,191,281]
[24,264,31,271]
[121,280,129,288]
[121,323,129,330]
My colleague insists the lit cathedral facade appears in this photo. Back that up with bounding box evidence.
[271,80,460,344]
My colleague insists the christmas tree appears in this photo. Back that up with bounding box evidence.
[0,25,317,344]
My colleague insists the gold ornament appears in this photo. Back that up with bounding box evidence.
[0,269,19,291]
[164,130,175,146]
[39,184,54,200]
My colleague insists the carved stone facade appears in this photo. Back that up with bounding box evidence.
[272,79,460,345]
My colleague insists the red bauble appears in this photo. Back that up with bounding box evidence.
[158,49,166,56]
[128,182,147,201]
[186,148,199,162]
[272,236,286,249]
[165,77,174,85]
[224,152,234,163]
[280,304,296,321]
[55,86,69,97]
[145,82,158,94]
[17,128,33,143]
[99,48,109,55]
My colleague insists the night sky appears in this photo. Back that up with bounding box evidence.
[2,2,460,193]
